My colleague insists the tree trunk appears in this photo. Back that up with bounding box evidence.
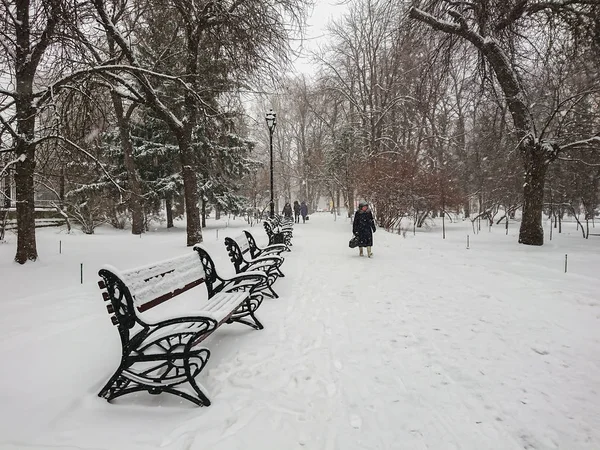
[166,195,174,228]
[59,166,65,207]
[347,188,354,218]
[518,142,548,245]
[14,75,38,263]
[110,92,144,235]
[14,151,37,263]
[13,0,59,263]
[179,140,202,245]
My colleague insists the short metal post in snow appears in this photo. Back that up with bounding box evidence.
[564,254,568,273]
[216,229,219,240]
[80,263,83,284]
[59,240,62,254]
[466,235,470,249]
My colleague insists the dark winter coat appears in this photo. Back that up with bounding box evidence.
[300,202,308,217]
[352,209,376,247]
[293,201,301,215]
[282,203,293,218]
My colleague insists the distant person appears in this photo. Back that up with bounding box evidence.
[282,202,293,219]
[293,200,301,223]
[300,201,308,223]
[352,201,376,257]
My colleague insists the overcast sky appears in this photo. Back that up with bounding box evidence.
[293,0,347,74]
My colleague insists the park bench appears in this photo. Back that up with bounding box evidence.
[263,218,293,248]
[224,235,284,299]
[243,229,288,259]
[97,246,268,407]
[271,214,294,232]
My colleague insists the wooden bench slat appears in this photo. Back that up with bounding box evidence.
[137,278,205,312]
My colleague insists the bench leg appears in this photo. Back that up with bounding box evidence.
[252,272,279,299]
[99,346,213,407]
[228,297,264,330]
[98,364,132,401]
[267,284,279,299]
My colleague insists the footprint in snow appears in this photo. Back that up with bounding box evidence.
[350,414,362,429]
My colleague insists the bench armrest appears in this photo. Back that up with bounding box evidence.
[220,271,269,293]
[259,246,287,256]
[248,254,283,264]
[262,243,288,251]
[245,259,281,273]
[138,316,219,347]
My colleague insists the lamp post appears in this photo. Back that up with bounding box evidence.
[265,109,277,218]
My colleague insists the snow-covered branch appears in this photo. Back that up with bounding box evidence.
[0,87,16,98]
[0,113,18,142]
[561,136,600,151]
[0,153,26,179]
[557,156,600,166]
[30,135,125,194]
[409,7,485,47]
[539,89,600,140]
[33,64,185,108]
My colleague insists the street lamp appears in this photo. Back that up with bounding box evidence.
[265,109,276,218]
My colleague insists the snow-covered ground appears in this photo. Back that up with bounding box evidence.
[1,212,599,450]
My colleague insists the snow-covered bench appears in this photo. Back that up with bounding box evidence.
[224,234,285,299]
[263,217,293,248]
[97,246,268,406]
[242,229,288,259]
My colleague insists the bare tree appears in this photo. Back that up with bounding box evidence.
[0,0,64,263]
[409,1,600,245]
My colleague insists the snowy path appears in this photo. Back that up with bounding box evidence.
[0,213,599,450]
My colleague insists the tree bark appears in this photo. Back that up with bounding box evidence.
[14,8,38,263]
[518,141,548,245]
[179,139,202,245]
[110,93,144,235]
[14,148,37,263]
[166,195,174,228]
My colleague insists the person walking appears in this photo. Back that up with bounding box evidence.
[282,202,293,219]
[300,201,308,223]
[293,200,301,224]
[352,201,376,257]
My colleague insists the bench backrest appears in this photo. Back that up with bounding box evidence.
[224,236,249,273]
[98,252,205,335]
[263,220,276,237]
[263,221,285,245]
[243,230,261,259]
[192,245,225,297]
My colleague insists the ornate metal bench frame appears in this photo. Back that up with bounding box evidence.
[243,229,288,259]
[97,246,267,407]
[224,235,284,299]
[263,220,293,248]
